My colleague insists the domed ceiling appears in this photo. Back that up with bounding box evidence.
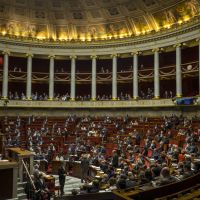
[0,0,199,42]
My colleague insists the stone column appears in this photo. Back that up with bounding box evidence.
[153,48,160,99]
[111,54,118,100]
[48,55,55,100]
[70,55,76,100]
[26,54,33,100]
[175,44,182,97]
[198,39,200,95]
[12,166,18,198]
[132,52,139,99]
[91,55,97,100]
[2,51,9,99]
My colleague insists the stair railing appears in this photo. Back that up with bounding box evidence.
[22,159,36,191]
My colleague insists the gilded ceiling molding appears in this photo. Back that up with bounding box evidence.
[0,17,199,50]
[0,0,198,43]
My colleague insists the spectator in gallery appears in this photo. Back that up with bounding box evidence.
[169,91,173,98]
[14,91,19,100]
[13,66,17,72]
[164,90,168,98]
[100,67,105,73]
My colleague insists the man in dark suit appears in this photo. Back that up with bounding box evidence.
[58,163,66,196]
[112,150,119,168]
[81,155,90,183]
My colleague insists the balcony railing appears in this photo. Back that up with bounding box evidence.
[0,61,198,83]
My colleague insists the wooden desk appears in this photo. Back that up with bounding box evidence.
[51,160,99,179]
[44,175,55,195]
[113,173,200,200]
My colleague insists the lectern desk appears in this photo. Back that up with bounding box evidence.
[6,148,34,182]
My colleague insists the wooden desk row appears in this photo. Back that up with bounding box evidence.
[39,160,99,179]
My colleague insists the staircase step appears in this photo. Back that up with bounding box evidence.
[17,182,26,187]
[17,186,25,194]
[17,193,27,200]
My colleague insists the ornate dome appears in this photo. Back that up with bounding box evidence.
[0,0,199,42]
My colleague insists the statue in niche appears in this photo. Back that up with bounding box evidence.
[106,23,122,35]
[27,24,36,37]
[98,25,106,35]
[164,10,176,24]
[88,26,97,36]
[6,22,16,34]
[186,0,199,16]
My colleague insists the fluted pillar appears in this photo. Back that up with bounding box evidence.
[48,55,55,100]
[26,54,33,100]
[132,52,139,100]
[175,44,182,97]
[91,55,97,100]
[153,48,160,99]
[70,55,76,100]
[2,51,9,99]
[111,54,118,100]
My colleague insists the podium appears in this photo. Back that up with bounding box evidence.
[6,148,34,182]
[0,161,18,199]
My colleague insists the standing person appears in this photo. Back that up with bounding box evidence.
[58,163,66,196]
[112,150,119,168]
[81,154,90,183]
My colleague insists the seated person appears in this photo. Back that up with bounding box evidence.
[179,164,194,179]
[55,153,64,161]
[116,174,127,189]
[126,172,137,188]
[108,178,117,190]
[87,180,100,193]
[34,173,51,200]
[79,184,89,194]
[154,167,178,186]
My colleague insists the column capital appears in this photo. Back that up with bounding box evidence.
[48,55,55,59]
[90,55,98,59]
[110,54,119,58]
[2,50,10,55]
[131,51,142,56]
[196,38,200,42]
[152,48,164,53]
[26,53,34,58]
[70,55,77,59]
[173,43,186,48]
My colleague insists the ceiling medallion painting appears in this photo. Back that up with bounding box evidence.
[0,0,199,43]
